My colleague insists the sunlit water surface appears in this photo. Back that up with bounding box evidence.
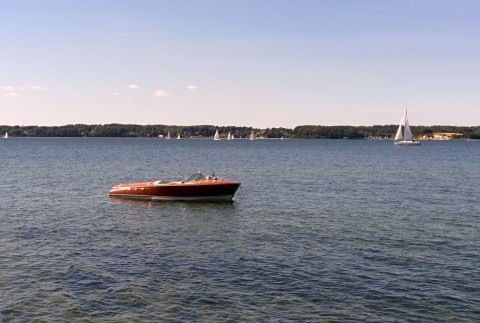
[1,138,479,321]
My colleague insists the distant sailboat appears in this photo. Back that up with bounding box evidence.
[213,129,221,140]
[394,110,421,146]
[4,132,8,139]
[166,131,171,139]
[249,132,255,140]
[227,132,232,140]
[177,133,181,139]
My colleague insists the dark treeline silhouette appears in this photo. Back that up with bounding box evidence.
[1,124,479,139]
[294,125,480,139]
[0,124,257,139]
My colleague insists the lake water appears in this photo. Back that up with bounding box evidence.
[0,138,479,322]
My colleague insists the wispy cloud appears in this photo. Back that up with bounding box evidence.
[112,92,120,96]
[187,84,198,91]
[1,84,46,91]
[19,84,46,91]
[153,90,170,97]
[128,84,139,90]
[0,83,46,97]
[0,86,16,91]
[1,92,18,97]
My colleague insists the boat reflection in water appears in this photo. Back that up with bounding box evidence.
[108,172,241,202]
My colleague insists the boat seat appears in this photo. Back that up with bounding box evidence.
[154,180,171,185]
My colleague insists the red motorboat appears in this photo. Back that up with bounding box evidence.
[108,172,241,201]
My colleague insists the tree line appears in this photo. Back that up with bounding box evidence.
[293,125,480,139]
[1,124,479,139]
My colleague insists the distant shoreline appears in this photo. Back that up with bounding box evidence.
[1,124,479,140]
[1,136,476,141]
[2,137,476,142]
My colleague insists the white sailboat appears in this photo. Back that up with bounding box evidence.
[4,132,8,139]
[177,133,181,139]
[166,131,171,139]
[213,129,221,140]
[249,132,255,140]
[227,132,232,140]
[394,110,421,146]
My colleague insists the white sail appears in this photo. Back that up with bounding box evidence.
[214,129,220,140]
[166,131,171,139]
[403,123,413,141]
[394,110,420,146]
[249,132,255,140]
[403,112,413,140]
[227,132,232,140]
[4,132,8,139]
[177,133,181,139]
[394,124,403,141]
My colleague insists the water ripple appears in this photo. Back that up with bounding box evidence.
[1,139,479,321]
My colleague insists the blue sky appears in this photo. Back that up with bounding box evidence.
[1,0,479,127]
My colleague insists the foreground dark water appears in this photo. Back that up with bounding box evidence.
[1,138,479,322]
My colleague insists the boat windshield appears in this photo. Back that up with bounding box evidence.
[182,172,206,183]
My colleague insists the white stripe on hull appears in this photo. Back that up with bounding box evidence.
[394,140,421,146]
[109,194,235,201]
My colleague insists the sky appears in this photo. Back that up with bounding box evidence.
[1,0,479,128]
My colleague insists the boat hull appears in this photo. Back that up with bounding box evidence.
[110,194,236,201]
[109,181,241,201]
[394,140,421,146]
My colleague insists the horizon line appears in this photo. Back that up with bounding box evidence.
[2,123,479,128]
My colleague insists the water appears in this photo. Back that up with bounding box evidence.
[0,138,479,322]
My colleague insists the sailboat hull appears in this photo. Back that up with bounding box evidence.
[394,140,421,146]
